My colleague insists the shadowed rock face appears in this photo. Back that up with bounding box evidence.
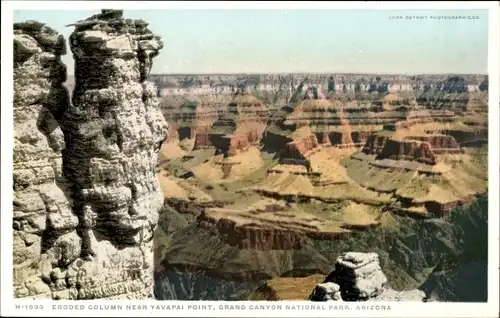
[13,20,74,299]
[13,9,168,300]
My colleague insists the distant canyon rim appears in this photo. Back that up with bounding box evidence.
[13,9,488,301]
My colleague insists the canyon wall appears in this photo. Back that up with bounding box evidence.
[150,74,488,98]
[13,9,168,300]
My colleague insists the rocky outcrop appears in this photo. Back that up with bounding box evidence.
[310,252,426,302]
[13,20,72,299]
[328,252,389,300]
[13,9,168,300]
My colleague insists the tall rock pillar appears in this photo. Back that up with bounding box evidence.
[13,21,75,299]
[59,9,168,299]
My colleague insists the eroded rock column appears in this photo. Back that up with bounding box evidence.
[58,9,168,299]
[13,21,76,299]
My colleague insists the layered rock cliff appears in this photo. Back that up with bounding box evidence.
[151,74,487,101]
[13,9,168,300]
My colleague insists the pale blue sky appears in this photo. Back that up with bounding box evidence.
[13,9,489,75]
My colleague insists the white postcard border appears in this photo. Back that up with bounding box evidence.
[1,1,498,317]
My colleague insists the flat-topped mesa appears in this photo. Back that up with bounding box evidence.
[193,92,268,155]
[57,9,168,299]
[310,252,426,302]
[13,21,74,299]
[160,95,218,139]
[272,91,464,154]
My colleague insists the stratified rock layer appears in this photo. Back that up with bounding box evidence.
[13,20,73,299]
[310,252,426,302]
[61,9,167,299]
[13,9,168,300]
